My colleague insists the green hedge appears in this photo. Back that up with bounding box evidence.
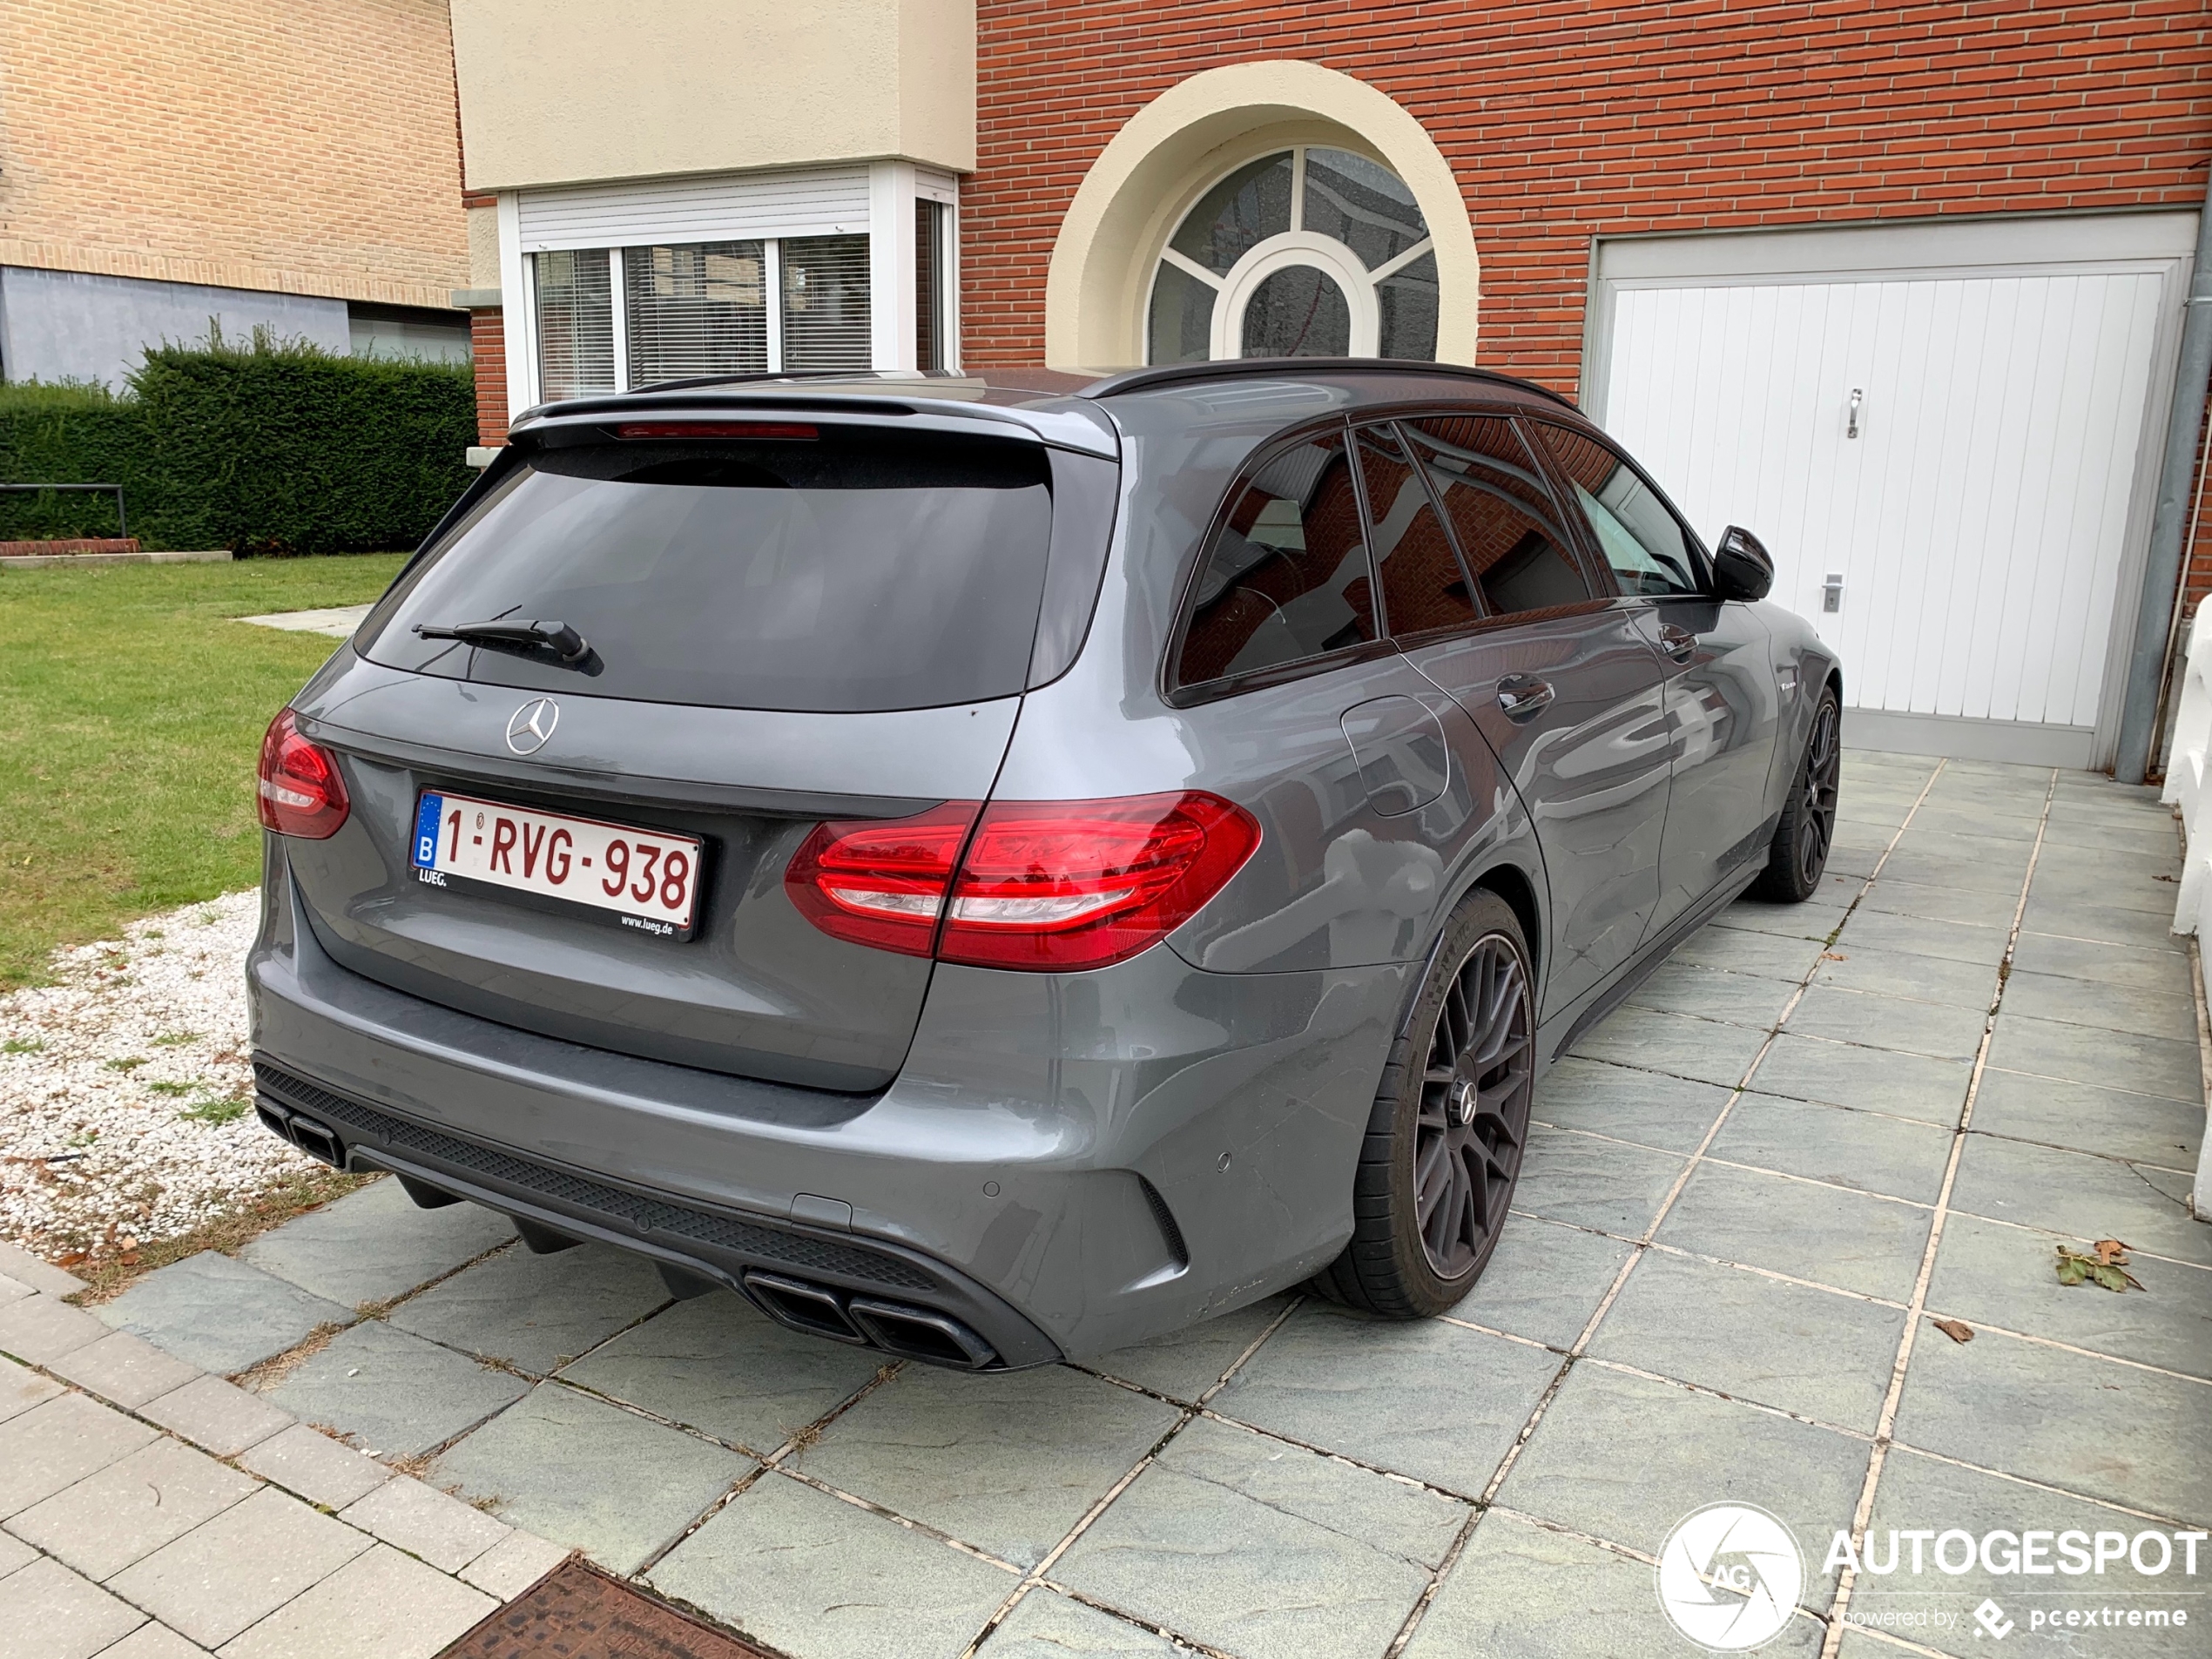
[0,334,475,554]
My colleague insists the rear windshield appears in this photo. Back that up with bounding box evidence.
[360,428,1055,712]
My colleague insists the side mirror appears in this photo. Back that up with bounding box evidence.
[1712,525,1774,603]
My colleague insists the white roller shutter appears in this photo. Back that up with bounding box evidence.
[516,166,871,252]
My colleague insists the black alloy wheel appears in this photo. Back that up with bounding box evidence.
[1750,685,1843,903]
[1413,934,1534,1278]
[1314,889,1536,1318]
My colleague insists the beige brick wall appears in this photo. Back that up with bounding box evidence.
[0,0,469,311]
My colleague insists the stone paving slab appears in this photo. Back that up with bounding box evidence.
[1492,1362,1868,1608]
[1210,1304,1561,1494]
[1892,1324,2212,1527]
[1923,1212,2212,1381]
[1053,1413,1455,1659]
[386,1242,670,1376]
[649,1472,1015,1659]
[1402,1512,1828,1659]
[1969,1068,2203,1168]
[1533,1056,1733,1154]
[263,1317,529,1459]
[556,1290,886,1454]
[799,1361,1179,1569]
[979,1590,1180,1656]
[430,1382,751,1575]
[1948,1134,2212,1266]
[1588,1251,1906,1432]
[238,1177,515,1310]
[1709,1091,1953,1205]
[96,1252,353,1377]
[1656,1160,1934,1304]
[1085,1293,1287,1400]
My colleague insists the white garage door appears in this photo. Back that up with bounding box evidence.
[1589,214,2196,767]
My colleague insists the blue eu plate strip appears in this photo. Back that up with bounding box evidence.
[413,793,443,868]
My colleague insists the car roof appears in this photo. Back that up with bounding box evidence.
[511,361,1583,455]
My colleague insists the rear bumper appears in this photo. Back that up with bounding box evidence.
[249,858,1410,1360]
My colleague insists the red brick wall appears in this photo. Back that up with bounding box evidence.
[470,309,508,446]
[963,0,2212,395]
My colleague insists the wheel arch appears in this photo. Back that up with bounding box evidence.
[1467,859,1543,988]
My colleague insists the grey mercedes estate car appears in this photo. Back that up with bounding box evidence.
[247,360,1841,1371]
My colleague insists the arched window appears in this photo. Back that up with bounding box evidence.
[1147,148,1439,364]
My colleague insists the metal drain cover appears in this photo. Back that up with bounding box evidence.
[440,1557,776,1658]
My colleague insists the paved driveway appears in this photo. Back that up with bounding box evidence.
[24,752,2211,1658]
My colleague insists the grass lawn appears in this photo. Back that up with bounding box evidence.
[0,556,408,985]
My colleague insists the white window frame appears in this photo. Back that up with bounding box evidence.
[498,164,958,420]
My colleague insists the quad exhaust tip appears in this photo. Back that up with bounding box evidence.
[256,1096,344,1168]
[743,1270,997,1370]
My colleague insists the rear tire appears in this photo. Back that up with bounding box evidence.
[1749,685,1841,903]
[1312,890,1535,1318]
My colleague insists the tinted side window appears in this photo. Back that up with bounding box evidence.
[1352,422,1478,637]
[1406,415,1595,620]
[1534,423,1702,598]
[1177,428,1379,688]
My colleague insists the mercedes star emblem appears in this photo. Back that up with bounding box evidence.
[505,697,560,755]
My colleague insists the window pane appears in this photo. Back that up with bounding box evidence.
[782,234,872,371]
[533,249,614,401]
[1534,424,1701,597]
[363,431,1052,714]
[1302,148,1427,270]
[622,242,766,388]
[915,201,945,372]
[1178,429,1377,686]
[1148,260,1215,364]
[1170,152,1293,276]
[1377,250,1439,361]
[1240,265,1351,357]
[1408,416,1595,620]
[1354,423,1476,636]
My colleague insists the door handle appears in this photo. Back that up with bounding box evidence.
[1495,673,1554,722]
[1657,624,1697,663]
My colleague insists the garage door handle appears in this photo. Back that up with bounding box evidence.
[1657,624,1697,663]
[1496,674,1554,721]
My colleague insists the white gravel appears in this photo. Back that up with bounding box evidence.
[0,889,316,1253]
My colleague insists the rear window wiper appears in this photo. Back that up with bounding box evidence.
[414,617,592,667]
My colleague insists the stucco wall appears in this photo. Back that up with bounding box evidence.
[450,0,977,190]
[0,0,469,313]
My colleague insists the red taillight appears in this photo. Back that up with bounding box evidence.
[785,802,981,957]
[256,709,350,839]
[783,792,1259,971]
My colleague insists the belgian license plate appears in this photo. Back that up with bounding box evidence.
[411,791,703,940]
